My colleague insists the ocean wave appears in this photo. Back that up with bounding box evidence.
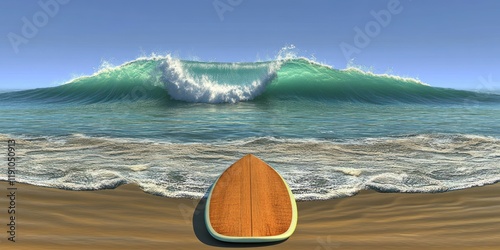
[2,56,500,104]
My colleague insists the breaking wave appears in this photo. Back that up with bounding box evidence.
[2,55,500,105]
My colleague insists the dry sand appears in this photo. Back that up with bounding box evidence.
[1,181,499,249]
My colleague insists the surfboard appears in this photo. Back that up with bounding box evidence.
[205,154,298,243]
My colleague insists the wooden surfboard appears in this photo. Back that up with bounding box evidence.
[205,154,298,243]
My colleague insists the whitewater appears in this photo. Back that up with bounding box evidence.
[0,54,499,200]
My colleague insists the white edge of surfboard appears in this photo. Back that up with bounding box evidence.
[204,159,298,243]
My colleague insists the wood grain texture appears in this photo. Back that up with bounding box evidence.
[208,154,293,237]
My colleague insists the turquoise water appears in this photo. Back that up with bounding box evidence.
[1,56,499,200]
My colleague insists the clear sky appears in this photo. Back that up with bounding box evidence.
[1,0,499,90]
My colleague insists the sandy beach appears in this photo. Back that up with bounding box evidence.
[1,181,499,250]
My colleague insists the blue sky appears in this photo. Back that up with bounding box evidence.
[1,0,499,90]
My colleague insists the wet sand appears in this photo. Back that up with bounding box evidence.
[1,181,499,249]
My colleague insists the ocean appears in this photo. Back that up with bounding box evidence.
[1,55,499,200]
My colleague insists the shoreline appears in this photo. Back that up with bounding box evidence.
[1,181,499,249]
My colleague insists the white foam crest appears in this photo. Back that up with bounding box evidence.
[138,182,204,199]
[18,171,129,191]
[344,63,428,86]
[160,55,281,103]
[275,44,299,61]
[60,53,171,86]
[294,187,361,200]
[129,164,150,172]
[273,44,335,70]
[337,168,363,177]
